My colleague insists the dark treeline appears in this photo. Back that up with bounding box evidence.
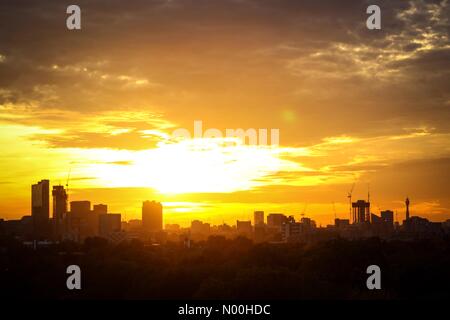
[1,235,450,299]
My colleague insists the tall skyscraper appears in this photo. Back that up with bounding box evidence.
[52,185,67,239]
[66,201,91,241]
[142,201,163,232]
[93,204,107,214]
[32,179,50,238]
[91,204,107,236]
[381,210,394,227]
[99,213,121,237]
[254,211,264,225]
[267,213,288,228]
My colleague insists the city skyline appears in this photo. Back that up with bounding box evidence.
[2,177,449,246]
[0,177,440,227]
[4,177,448,228]
[1,0,450,226]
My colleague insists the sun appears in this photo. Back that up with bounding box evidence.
[80,137,283,194]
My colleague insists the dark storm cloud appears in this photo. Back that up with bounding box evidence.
[0,0,448,140]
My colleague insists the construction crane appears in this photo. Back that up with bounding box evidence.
[347,182,355,222]
[66,167,71,203]
[301,203,308,220]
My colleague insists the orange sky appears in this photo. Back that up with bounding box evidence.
[0,0,449,226]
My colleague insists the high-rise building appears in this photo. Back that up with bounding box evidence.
[236,220,252,235]
[99,213,121,237]
[381,210,394,227]
[32,179,50,238]
[91,204,107,236]
[267,213,288,228]
[190,220,210,235]
[52,185,67,239]
[352,200,370,224]
[254,211,264,225]
[66,201,91,241]
[70,201,91,214]
[142,201,163,232]
[93,204,107,214]
[335,218,350,228]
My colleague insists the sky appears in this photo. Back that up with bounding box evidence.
[0,0,449,226]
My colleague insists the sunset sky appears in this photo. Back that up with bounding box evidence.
[0,0,449,226]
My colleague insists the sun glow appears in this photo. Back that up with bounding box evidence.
[81,137,283,194]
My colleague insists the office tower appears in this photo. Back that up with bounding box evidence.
[52,185,67,238]
[405,197,410,220]
[89,204,107,236]
[70,201,91,214]
[93,204,107,214]
[142,201,163,232]
[99,213,121,237]
[352,200,370,224]
[190,220,210,235]
[267,213,288,228]
[254,211,264,225]
[236,220,252,234]
[381,210,394,227]
[66,201,91,241]
[32,179,50,238]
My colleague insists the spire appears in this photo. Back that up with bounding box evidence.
[405,197,410,220]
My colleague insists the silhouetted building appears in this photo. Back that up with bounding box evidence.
[267,213,288,228]
[93,204,107,214]
[128,219,143,231]
[66,201,91,241]
[0,215,33,239]
[301,217,316,228]
[70,201,91,214]
[403,216,442,237]
[254,223,266,242]
[99,213,121,237]
[88,203,108,237]
[142,201,163,233]
[190,220,211,240]
[371,213,382,224]
[254,211,264,225]
[236,220,252,235]
[52,185,67,239]
[335,218,350,228]
[32,179,50,239]
[381,210,394,227]
[352,200,370,224]
[282,217,317,242]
